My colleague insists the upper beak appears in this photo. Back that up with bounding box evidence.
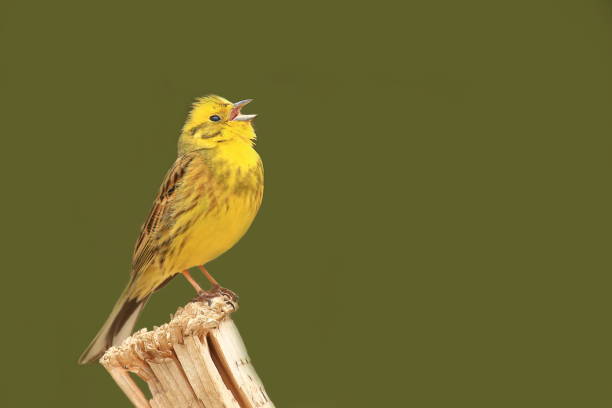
[230,99,257,121]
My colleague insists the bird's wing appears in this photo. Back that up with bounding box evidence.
[131,152,204,276]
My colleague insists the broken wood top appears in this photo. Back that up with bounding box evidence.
[100,295,237,371]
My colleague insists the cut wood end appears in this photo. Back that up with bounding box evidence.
[98,293,274,408]
[100,294,237,370]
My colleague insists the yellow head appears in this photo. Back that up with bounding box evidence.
[178,95,257,155]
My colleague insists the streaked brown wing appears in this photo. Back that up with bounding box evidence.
[131,152,199,276]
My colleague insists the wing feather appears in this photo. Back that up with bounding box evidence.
[131,152,200,276]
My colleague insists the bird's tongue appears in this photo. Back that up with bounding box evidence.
[228,107,240,121]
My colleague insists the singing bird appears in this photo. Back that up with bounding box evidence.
[78,95,263,364]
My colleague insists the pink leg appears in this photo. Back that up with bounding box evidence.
[198,265,219,287]
[181,270,203,293]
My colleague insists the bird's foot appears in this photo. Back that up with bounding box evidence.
[193,285,238,306]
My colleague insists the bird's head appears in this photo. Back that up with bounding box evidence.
[178,95,257,154]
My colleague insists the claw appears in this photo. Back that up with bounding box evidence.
[191,285,238,306]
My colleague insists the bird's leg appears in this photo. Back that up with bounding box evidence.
[198,265,219,287]
[181,270,204,293]
[196,265,238,302]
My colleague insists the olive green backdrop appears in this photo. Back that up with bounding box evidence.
[1,0,611,407]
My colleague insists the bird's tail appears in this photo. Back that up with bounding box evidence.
[78,280,150,365]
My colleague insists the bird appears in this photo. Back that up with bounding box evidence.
[78,95,263,364]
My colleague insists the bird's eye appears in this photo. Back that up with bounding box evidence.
[209,115,221,122]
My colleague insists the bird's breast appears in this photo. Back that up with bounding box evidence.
[172,158,263,271]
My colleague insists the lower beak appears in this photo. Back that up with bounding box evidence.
[230,99,257,121]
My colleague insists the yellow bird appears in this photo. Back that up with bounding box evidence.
[78,95,263,364]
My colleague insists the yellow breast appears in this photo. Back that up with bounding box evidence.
[170,140,264,272]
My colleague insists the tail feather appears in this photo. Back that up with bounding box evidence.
[78,289,149,365]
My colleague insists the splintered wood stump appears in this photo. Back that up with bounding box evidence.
[100,294,274,408]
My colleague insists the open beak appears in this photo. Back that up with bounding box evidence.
[230,99,257,121]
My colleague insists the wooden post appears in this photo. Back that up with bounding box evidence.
[100,294,274,408]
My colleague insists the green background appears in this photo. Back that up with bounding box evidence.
[1,0,611,406]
